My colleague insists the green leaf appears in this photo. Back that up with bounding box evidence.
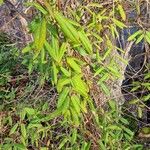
[138,107,142,118]
[135,34,144,44]
[58,138,68,149]
[107,125,122,130]
[71,75,89,97]
[71,95,81,115]
[67,57,81,73]
[57,78,71,92]
[9,123,18,135]
[13,144,27,150]
[57,87,70,108]
[118,4,126,21]
[70,107,80,126]
[22,45,31,53]
[58,42,68,62]
[127,30,143,41]
[45,41,57,61]
[54,12,80,44]
[112,18,126,29]
[108,100,116,110]
[38,17,47,51]
[21,124,27,138]
[24,107,35,115]
[94,67,105,77]
[145,34,150,44]
[78,30,93,54]
[0,0,3,5]
[71,128,77,144]
[60,67,71,77]
[99,82,110,96]
[25,2,48,15]
[52,62,58,84]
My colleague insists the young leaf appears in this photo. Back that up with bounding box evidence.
[54,12,80,44]
[67,57,81,73]
[78,30,93,54]
[127,30,143,41]
[58,42,68,62]
[60,67,71,77]
[57,78,71,92]
[58,138,68,149]
[118,4,126,21]
[71,95,81,115]
[24,108,35,115]
[45,41,57,61]
[112,18,126,29]
[9,123,18,135]
[136,34,144,44]
[21,124,27,138]
[57,87,70,108]
[52,62,58,84]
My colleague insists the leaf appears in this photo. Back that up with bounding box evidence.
[138,107,142,118]
[58,42,68,62]
[25,2,48,15]
[45,41,57,61]
[71,128,77,144]
[78,30,93,54]
[143,94,150,102]
[9,123,18,135]
[99,82,110,96]
[94,67,105,77]
[135,34,144,44]
[80,98,87,113]
[120,117,129,125]
[108,100,116,110]
[70,107,80,126]
[87,3,103,8]
[118,4,126,21]
[38,17,47,51]
[71,75,89,97]
[54,12,80,44]
[129,99,139,104]
[67,57,81,73]
[107,125,122,130]
[57,78,71,92]
[99,140,107,150]
[145,34,150,44]
[112,18,126,29]
[60,67,71,77]
[57,87,70,108]
[127,30,143,41]
[52,62,58,84]
[13,144,27,150]
[24,107,35,115]
[58,138,68,149]
[71,95,81,115]
[61,96,70,114]
[22,45,31,53]
[21,124,27,138]
[0,0,3,6]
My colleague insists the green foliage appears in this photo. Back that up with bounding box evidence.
[1,0,149,149]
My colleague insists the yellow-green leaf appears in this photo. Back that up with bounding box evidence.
[127,30,143,41]
[118,4,126,21]
[78,30,93,54]
[67,57,81,73]
[54,12,80,44]
[57,87,70,108]
[112,18,126,29]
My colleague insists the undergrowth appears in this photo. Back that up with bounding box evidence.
[0,0,150,150]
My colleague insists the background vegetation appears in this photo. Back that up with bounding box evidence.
[0,0,150,149]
